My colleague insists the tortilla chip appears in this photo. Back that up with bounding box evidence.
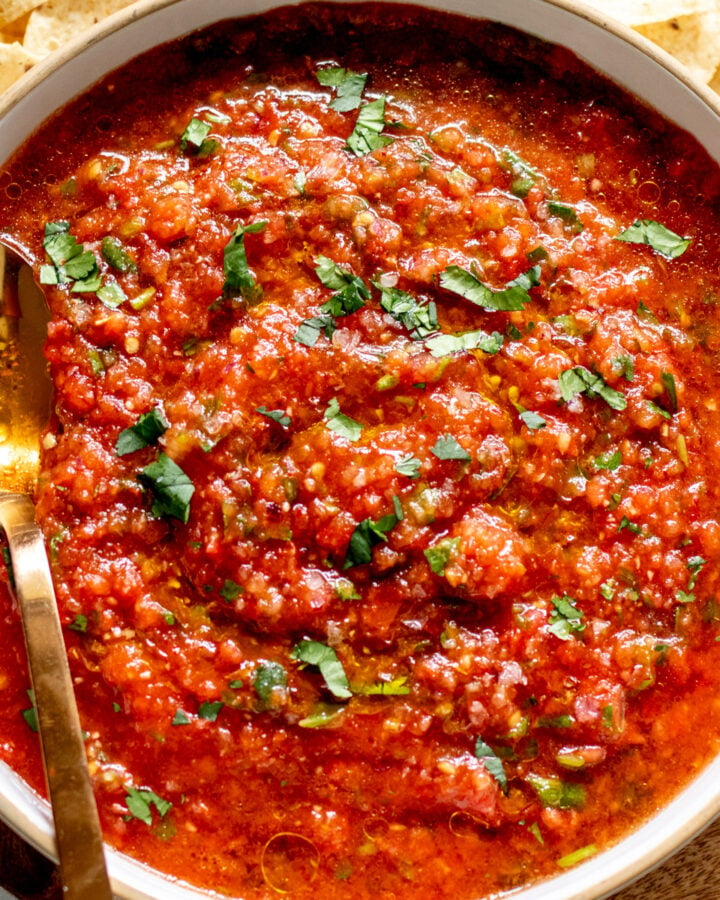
[0,0,40,29]
[0,39,38,92]
[635,11,720,84]
[582,0,716,27]
[22,0,138,57]
[0,11,30,42]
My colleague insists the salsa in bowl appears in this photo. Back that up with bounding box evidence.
[2,2,720,899]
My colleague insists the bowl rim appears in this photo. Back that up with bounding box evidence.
[2,1,720,899]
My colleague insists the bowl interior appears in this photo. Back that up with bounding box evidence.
[2,2,720,899]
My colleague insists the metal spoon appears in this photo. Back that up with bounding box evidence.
[0,243,113,900]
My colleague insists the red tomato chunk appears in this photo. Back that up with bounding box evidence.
[2,4,720,898]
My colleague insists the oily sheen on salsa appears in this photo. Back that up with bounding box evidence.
[2,3,720,897]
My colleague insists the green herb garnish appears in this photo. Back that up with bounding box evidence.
[430,434,471,461]
[615,219,690,258]
[558,366,626,411]
[316,67,367,111]
[424,536,460,576]
[198,701,224,722]
[253,661,287,704]
[594,450,622,471]
[345,97,394,157]
[116,407,169,456]
[291,640,351,700]
[378,284,438,339]
[138,453,194,522]
[323,398,363,441]
[394,454,422,479]
[519,410,547,430]
[475,737,508,793]
[180,117,218,155]
[526,774,586,810]
[425,329,503,358]
[344,497,403,569]
[222,220,267,297]
[548,595,585,641]
[440,265,540,312]
[256,406,291,427]
[124,786,172,826]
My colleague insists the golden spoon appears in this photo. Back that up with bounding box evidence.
[0,244,113,900]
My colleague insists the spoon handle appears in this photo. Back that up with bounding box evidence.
[0,492,113,900]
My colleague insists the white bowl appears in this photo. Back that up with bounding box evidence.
[2,2,720,898]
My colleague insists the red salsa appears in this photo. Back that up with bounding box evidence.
[3,3,720,896]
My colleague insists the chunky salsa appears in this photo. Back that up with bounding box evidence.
[2,2,720,897]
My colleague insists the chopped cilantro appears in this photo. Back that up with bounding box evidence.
[612,355,635,382]
[198,701,224,722]
[425,329,503,358]
[316,67,367,111]
[519,410,547,430]
[323,398,363,441]
[394,454,422,479]
[344,497,403,569]
[430,434,471,461]
[41,221,101,291]
[378,284,438,339]
[316,256,370,316]
[615,219,690,258]
[125,786,172,825]
[96,280,127,309]
[293,315,336,347]
[254,661,287,704]
[475,737,508,793]
[600,579,616,600]
[256,406,291,427]
[180,117,218,155]
[345,96,394,157]
[138,453,195,522]
[298,704,345,728]
[558,366,626,411]
[291,640,351,700]
[618,516,642,535]
[424,536,460,576]
[171,709,190,726]
[501,148,539,198]
[116,407,168,456]
[68,614,88,633]
[661,370,678,412]
[687,556,706,590]
[439,264,540,312]
[547,200,583,232]
[220,579,244,602]
[21,689,38,733]
[594,450,622,471]
[222,220,267,297]
[646,400,672,421]
[548,595,585,641]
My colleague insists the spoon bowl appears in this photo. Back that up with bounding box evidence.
[0,243,113,900]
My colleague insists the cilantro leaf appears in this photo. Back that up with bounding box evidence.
[615,219,690,258]
[116,407,169,456]
[593,449,622,471]
[138,453,195,522]
[180,117,218,155]
[291,640,351,699]
[344,497,403,569]
[424,536,460,576]
[345,97,394,157]
[661,370,678,412]
[220,579,243,602]
[501,149,539,198]
[254,662,287,705]
[316,67,367,112]
[41,220,101,290]
[316,256,370,316]
[548,595,585,641]
[558,366,626,411]
[198,700,224,722]
[171,709,190,726]
[125,786,171,825]
[547,200,583,232]
[68,614,88,633]
[256,406,291,427]
[519,410,547,430]
[293,315,336,347]
[378,284,438,339]
[394,454,422,478]
[324,398,363,441]
[430,434,471,461]
[475,737,508,793]
[440,265,540,312]
[425,329,503,358]
[222,220,267,297]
